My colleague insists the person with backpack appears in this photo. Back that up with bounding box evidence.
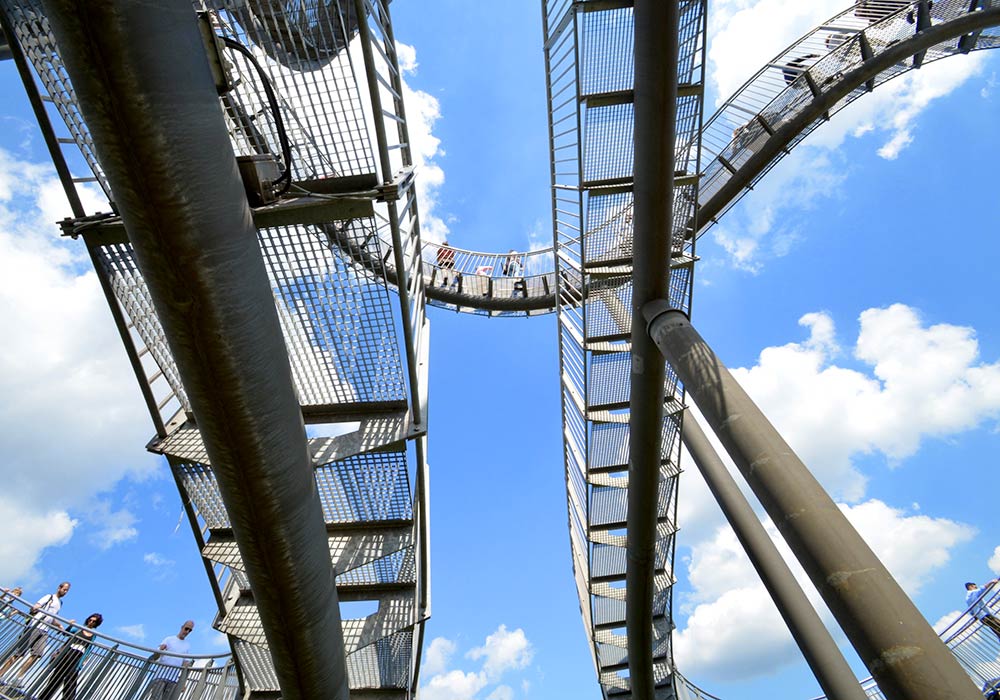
[0,581,70,685]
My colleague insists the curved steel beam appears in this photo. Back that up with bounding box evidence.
[39,2,349,698]
[693,7,1000,237]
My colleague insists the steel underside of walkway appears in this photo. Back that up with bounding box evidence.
[0,0,428,697]
[542,0,707,697]
[3,0,1000,699]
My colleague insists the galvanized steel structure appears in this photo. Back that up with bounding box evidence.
[2,0,1000,698]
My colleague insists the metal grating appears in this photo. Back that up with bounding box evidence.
[545,1,706,697]
[315,451,413,524]
[0,0,111,197]
[213,1,377,179]
[259,221,407,406]
[95,243,191,412]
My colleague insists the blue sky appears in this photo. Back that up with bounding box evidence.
[1,1,999,699]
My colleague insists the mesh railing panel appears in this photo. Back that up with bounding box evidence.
[696,0,1000,239]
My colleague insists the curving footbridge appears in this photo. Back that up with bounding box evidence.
[1,0,998,699]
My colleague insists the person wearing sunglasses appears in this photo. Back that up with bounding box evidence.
[38,612,103,700]
[145,620,195,700]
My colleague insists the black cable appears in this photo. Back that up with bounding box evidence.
[220,36,294,194]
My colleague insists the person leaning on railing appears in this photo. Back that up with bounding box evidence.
[0,581,71,685]
[144,619,195,700]
[436,241,458,288]
[37,612,103,700]
[965,579,1000,642]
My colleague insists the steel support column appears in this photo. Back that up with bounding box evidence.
[644,303,980,700]
[41,2,349,698]
[627,1,681,697]
[681,414,866,700]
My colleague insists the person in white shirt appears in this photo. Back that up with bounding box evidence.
[966,580,1000,641]
[0,581,70,684]
[144,620,195,700]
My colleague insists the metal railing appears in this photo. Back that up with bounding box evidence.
[0,592,238,700]
[694,0,1000,237]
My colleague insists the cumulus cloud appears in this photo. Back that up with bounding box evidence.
[420,626,534,700]
[395,41,449,244]
[86,501,139,550]
[421,669,488,700]
[424,637,458,676]
[729,304,1000,500]
[705,1,990,270]
[0,497,75,584]
[486,686,514,700]
[0,147,160,577]
[673,303,994,680]
[674,500,973,679]
[466,625,534,681]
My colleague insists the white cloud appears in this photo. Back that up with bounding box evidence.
[0,148,160,576]
[729,305,1000,500]
[421,669,488,700]
[143,552,175,568]
[396,41,418,74]
[391,41,449,245]
[673,303,992,679]
[87,501,139,550]
[932,610,964,635]
[989,546,1000,574]
[421,625,535,700]
[678,302,1000,543]
[705,1,990,270]
[674,500,973,680]
[115,623,146,642]
[841,500,974,595]
[424,637,457,676]
[466,625,534,681]
[0,496,75,584]
[486,686,514,700]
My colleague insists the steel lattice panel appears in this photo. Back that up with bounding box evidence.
[547,3,706,696]
[580,5,635,96]
[95,242,192,412]
[583,103,635,183]
[315,451,413,524]
[259,222,407,407]
[0,0,112,197]
[214,2,377,180]
[175,450,412,531]
[584,191,634,263]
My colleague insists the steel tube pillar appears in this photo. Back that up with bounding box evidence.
[41,2,349,698]
[627,1,681,697]
[681,414,866,700]
[645,303,980,700]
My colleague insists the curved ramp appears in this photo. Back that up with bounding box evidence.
[395,1,1000,316]
[694,0,1000,237]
